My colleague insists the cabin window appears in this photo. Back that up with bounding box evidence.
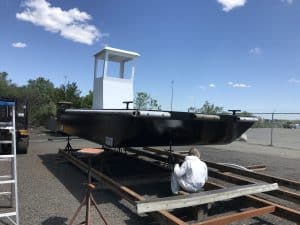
[96,59,104,78]
[107,61,121,78]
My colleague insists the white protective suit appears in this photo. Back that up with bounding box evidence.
[171,155,208,194]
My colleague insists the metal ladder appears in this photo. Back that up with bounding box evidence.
[0,100,19,225]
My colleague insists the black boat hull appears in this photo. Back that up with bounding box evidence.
[59,110,256,147]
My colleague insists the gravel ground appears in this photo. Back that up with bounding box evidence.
[15,128,299,225]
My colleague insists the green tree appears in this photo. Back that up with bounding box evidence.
[27,77,55,101]
[134,92,150,109]
[0,73,94,126]
[199,101,223,114]
[26,77,56,125]
[54,82,82,108]
[188,101,224,114]
[81,90,93,108]
[0,71,19,98]
[0,72,10,89]
[149,98,161,110]
[134,92,161,110]
[65,82,81,107]
[187,106,197,113]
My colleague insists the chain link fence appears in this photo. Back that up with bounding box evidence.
[242,113,300,150]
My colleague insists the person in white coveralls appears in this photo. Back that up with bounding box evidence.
[171,147,208,194]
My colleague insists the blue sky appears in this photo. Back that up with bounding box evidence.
[1,0,300,112]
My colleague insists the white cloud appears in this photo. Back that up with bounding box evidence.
[281,0,294,5]
[12,42,27,48]
[16,0,103,45]
[232,83,251,88]
[249,47,262,55]
[228,81,251,88]
[217,0,247,12]
[288,78,300,83]
[198,84,217,90]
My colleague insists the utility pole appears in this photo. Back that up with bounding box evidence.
[270,112,274,146]
[171,80,174,111]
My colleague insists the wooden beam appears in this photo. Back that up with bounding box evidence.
[205,160,300,191]
[209,170,300,204]
[246,195,300,224]
[205,181,300,224]
[245,164,266,171]
[126,147,168,161]
[143,147,183,161]
[136,183,278,214]
[104,147,170,172]
[193,205,275,225]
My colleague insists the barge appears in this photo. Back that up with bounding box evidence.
[60,109,257,147]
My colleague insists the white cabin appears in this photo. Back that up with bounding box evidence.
[92,47,140,109]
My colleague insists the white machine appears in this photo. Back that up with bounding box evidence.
[92,47,140,109]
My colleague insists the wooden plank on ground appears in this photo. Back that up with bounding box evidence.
[206,181,300,224]
[126,147,167,161]
[209,170,300,204]
[193,205,275,225]
[245,195,300,224]
[245,164,266,171]
[205,160,300,191]
[136,183,278,214]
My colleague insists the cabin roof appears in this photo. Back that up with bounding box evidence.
[94,47,140,62]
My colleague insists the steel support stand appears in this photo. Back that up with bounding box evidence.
[65,136,73,152]
[68,149,109,225]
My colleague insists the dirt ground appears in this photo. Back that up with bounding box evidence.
[14,128,300,225]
